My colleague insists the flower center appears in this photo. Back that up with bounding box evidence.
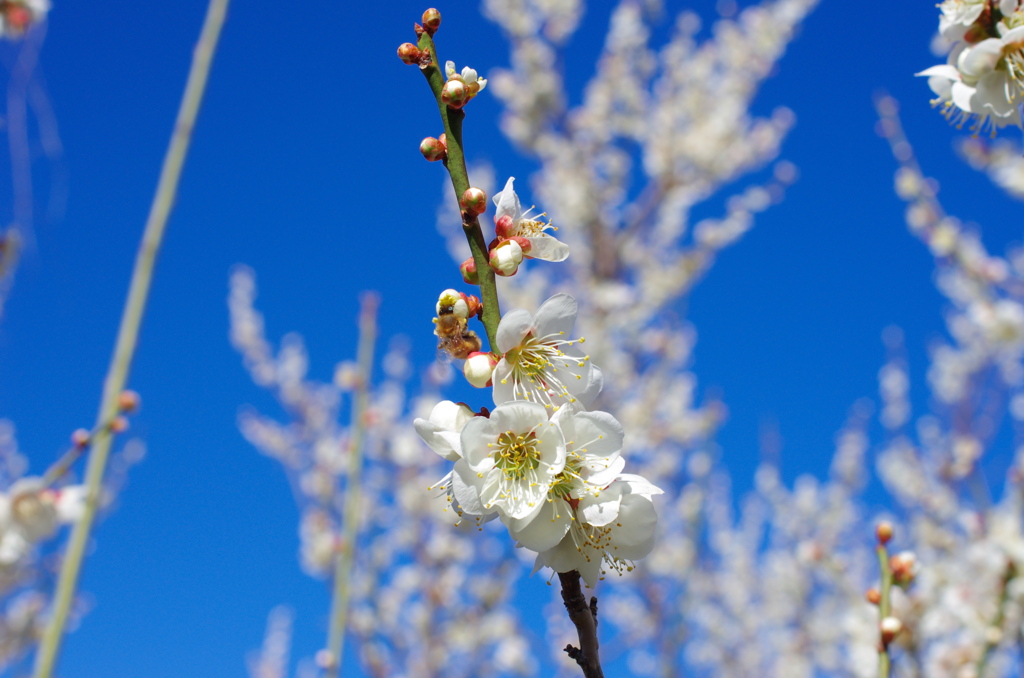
[549,456,583,499]
[502,332,589,407]
[494,430,541,480]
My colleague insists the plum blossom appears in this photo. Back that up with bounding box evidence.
[920,2,1024,131]
[413,400,475,462]
[492,294,602,408]
[457,400,566,519]
[503,405,626,553]
[533,474,662,587]
[492,177,569,263]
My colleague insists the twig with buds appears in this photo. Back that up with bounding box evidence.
[874,521,897,678]
[31,1,230,675]
[408,9,501,346]
[323,293,379,678]
[41,391,141,488]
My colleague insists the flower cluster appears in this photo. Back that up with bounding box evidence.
[919,0,1024,132]
[417,177,660,587]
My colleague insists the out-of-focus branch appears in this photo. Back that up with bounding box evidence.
[976,559,1015,677]
[876,541,894,678]
[559,571,605,678]
[324,292,379,678]
[31,1,230,675]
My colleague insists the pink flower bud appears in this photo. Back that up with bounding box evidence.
[71,429,90,449]
[866,588,881,605]
[110,416,130,434]
[422,8,441,35]
[489,239,523,276]
[4,5,31,32]
[397,43,422,65]
[119,390,141,413]
[889,551,918,585]
[419,137,446,162]
[464,294,482,318]
[460,257,479,285]
[880,616,903,644]
[442,80,468,109]
[876,521,893,545]
[463,352,497,388]
[511,235,532,255]
[461,187,488,215]
[495,214,514,238]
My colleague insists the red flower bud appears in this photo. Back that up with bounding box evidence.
[397,43,422,65]
[419,137,446,162]
[464,295,482,318]
[866,588,881,605]
[118,390,141,413]
[4,5,31,32]
[511,235,531,254]
[460,257,479,285]
[441,80,468,109]
[110,416,130,434]
[461,187,488,215]
[71,429,90,449]
[876,521,893,545]
[422,8,442,35]
[495,214,514,238]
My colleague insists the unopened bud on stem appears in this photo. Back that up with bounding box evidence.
[397,43,422,65]
[461,187,488,215]
[464,352,497,388]
[422,8,441,35]
[880,616,903,644]
[460,257,479,285]
[71,429,90,449]
[866,588,881,605]
[420,136,446,162]
[441,79,468,109]
[876,520,893,545]
[118,390,141,413]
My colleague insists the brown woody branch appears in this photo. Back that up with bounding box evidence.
[558,571,605,678]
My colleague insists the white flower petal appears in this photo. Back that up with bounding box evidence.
[508,500,572,551]
[524,236,570,262]
[496,308,534,353]
[493,176,522,222]
[533,293,578,338]
[579,484,623,527]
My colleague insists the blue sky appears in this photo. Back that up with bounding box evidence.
[0,1,1020,676]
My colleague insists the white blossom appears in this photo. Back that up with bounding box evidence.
[492,293,602,408]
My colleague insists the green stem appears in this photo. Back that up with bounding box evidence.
[31,1,229,675]
[324,293,379,678]
[416,32,501,348]
[877,545,893,678]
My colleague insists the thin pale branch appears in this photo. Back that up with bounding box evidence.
[324,292,379,678]
[32,1,230,675]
